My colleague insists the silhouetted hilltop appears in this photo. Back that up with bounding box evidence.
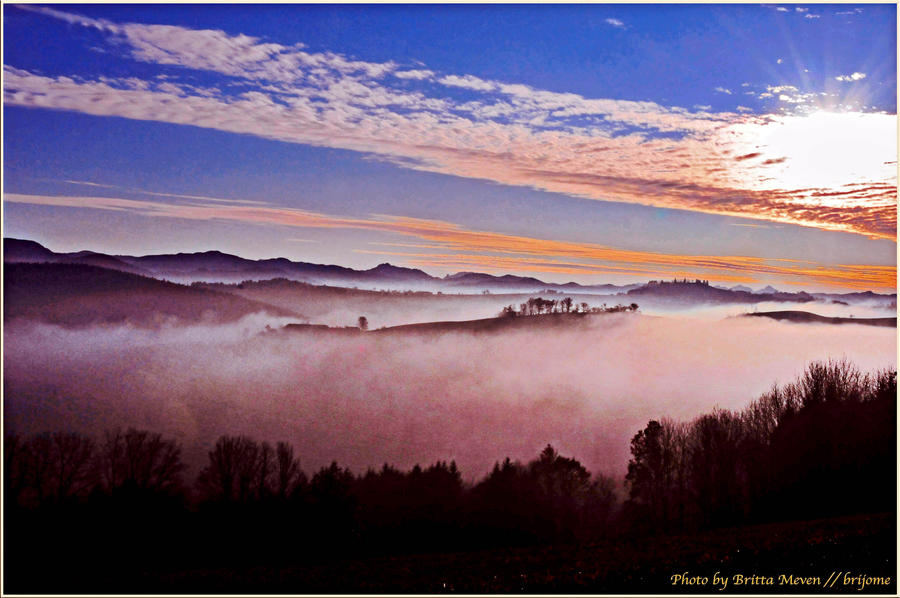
[742,310,896,327]
[444,271,548,288]
[811,290,897,304]
[4,263,297,327]
[2,239,636,294]
[626,279,817,305]
[3,238,56,262]
[4,238,149,275]
[5,239,895,302]
[281,313,632,335]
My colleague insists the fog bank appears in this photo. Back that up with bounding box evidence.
[4,313,895,480]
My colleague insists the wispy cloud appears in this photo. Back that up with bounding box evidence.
[437,74,497,91]
[394,69,434,80]
[714,87,733,95]
[835,72,866,82]
[4,7,896,240]
[4,192,895,290]
[605,18,625,28]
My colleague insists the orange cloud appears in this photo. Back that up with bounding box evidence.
[5,52,896,240]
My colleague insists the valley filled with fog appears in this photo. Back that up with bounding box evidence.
[5,303,895,480]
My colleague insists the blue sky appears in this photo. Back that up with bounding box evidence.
[3,4,896,291]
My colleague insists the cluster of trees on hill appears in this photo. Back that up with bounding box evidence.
[3,360,895,589]
[500,297,639,317]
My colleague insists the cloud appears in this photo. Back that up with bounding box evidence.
[605,18,625,28]
[776,7,789,12]
[795,7,808,13]
[776,58,783,64]
[714,87,733,95]
[437,74,497,91]
[4,7,897,241]
[835,72,866,82]
[5,192,895,290]
[394,69,435,80]
[804,13,820,19]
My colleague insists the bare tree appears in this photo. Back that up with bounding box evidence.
[275,441,306,500]
[98,428,185,494]
[19,432,96,505]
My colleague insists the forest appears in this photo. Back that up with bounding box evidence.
[3,359,895,593]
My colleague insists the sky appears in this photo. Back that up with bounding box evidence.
[2,3,897,292]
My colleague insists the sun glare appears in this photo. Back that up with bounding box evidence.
[727,110,897,194]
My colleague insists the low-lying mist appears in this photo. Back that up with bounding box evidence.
[4,312,895,481]
[638,300,897,320]
[225,282,895,330]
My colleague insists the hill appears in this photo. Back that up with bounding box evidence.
[742,310,896,327]
[274,311,633,338]
[625,279,819,305]
[4,238,635,294]
[3,263,298,327]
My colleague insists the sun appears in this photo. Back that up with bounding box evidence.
[724,109,897,196]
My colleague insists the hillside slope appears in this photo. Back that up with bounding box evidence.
[4,263,298,327]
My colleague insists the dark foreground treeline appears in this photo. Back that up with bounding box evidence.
[3,360,896,592]
[624,359,895,532]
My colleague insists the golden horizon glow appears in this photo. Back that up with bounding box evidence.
[5,192,896,292]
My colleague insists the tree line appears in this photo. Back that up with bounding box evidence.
[625,359,896,532]
[501,297,639,317]
[3,359,895,590]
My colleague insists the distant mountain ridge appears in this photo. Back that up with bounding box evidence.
[2,238,639,294]
[3,238,895,301]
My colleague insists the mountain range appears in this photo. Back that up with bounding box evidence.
[4,238,895,305]
[3,238,640,294]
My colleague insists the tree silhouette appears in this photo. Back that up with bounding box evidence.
[16,432,97,506]
[625,420,678,530]
[274,441,306,501]
[197,435,273,503]
[97,428,185,496]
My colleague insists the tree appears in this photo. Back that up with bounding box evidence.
[561,297,574,313]
[274,441,306,501]
[358,316,368,331]
[197,435,273,503]
[97,428,185,496]
[687,410,743,527]
[625,420,681,530]
[19,432,96,506]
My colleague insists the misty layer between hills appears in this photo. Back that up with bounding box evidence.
[4,313,895,480]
